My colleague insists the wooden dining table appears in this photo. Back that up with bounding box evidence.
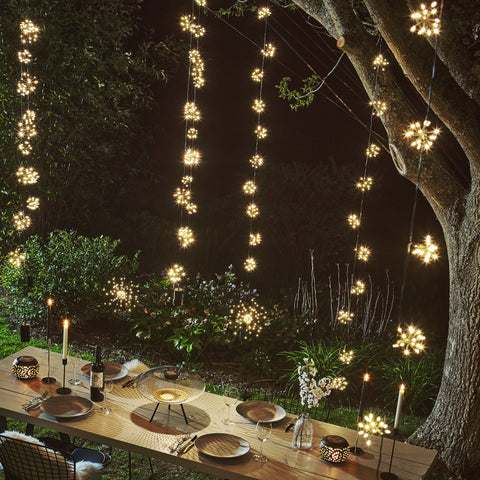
[0,346,437,480]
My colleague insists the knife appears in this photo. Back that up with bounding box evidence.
[177,435,197,455]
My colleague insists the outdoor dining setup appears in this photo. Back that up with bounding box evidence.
[0,345,436,480]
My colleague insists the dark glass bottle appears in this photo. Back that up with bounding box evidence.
[90,345,104,402]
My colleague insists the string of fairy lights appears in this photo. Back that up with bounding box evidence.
[167,0,207,289]
[243,4,274,273]
[8,19,41,269]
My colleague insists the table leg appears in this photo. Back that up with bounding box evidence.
[26,423,34,436]
[0,415,6,432]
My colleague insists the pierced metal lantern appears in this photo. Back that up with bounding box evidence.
[319,435,350,464]
[12,355,39,380]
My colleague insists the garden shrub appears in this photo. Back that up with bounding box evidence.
[0,230,138,327]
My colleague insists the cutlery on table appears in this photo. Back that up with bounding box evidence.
[121,376,138,388]
[22,391,48,411]
[169,434,191,453]
[177,435,197,456]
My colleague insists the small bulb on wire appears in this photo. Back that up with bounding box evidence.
[369,99,387,116]
[373,54,389,71]
[250,154,264,169]
[261,43,275,57]
[255,125,268,139]
[252,98,265,113]
[251,68,264,82]
[366,143,380,158]
[356,177,373,192]
[347,213,360,229]
[243,180,257,195]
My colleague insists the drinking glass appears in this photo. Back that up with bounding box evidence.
[68,356,81,386]
[101,380,113,415]
[254,421,272,462]
[222,384,239,426]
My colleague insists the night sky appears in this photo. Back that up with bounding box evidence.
[140,0,448,337]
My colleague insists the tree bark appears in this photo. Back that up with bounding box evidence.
[292,1,480,478]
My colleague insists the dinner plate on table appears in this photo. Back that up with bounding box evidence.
[236,400,286,423]
[41,396,93,418]
[81,361,128,382]
[195,433,250,458]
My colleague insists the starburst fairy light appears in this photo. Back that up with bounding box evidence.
[339,348,354,364]
[8,249,26,268]
[26,196,40,210]
[252,98,265,114]
[167,264,186,284]
[18,140,32,155]
[331,377,348,391]
[255,125,268,139]
[369,99,387,116]
[261,43,275,57]
[13,211,31,230]
[184,102,201,121]
[358,413,391,446]
[189,49,205,88]
[356,245,371,262]
[244,257,257,272]
[185,202,197,214]
[187,127,198,139]
[231,299,267,338]
[173,187,192,206]
[246,203,259,218]
[337,310,354,324]
[104,277,138,313]
[250,154,264,169]
[181,175,193,185]
[373,54,389,71]
[17,72,38,95]
[16,166,39,184]
[366,143,380,158]
[356,177,373,192]
[17,49,32,64]
[348,213,360,229]
[243,180,257,195]
[17,110,37,139]
[195,0,206,6]
[404,120,440,151]
[257,7,271,19]
[180,15,205,37]
[20,20,40,44]
[410,2,441,36]
[183,148,201,166]
[249,233,262,246]
[351,279,366,295]
[177,226,195,248]
[251,68,264,82]
[393,325,426,355]
[411,234,439,264]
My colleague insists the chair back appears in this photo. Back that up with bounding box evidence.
[0,434,76,480]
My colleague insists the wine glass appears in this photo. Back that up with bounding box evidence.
[222,384,239,426]
[68,356,81,386]
[254,421,271,462]
[101,380,113,414]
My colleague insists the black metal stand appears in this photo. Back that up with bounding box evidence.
[380,428,398,480]
[56,358,71,394]
[42,339,56,384]
[149,403,189,424]
[349,419,365,455]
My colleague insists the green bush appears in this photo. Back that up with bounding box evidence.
[0,230,138,327]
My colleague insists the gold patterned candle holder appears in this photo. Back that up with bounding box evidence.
[319,435,350,464]
[12,355,39,380]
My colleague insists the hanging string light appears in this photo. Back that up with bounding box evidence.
[104,277,138,313]
[411,234,439,263]
[339,348,354,364]
[7,249,27,268]
[355,245,371,262]
[347,213,360,229]
[350,279,366,295]
[410,2,441,36]
[337,310,354,324]
[393,325,426,355]
[404,120,440,150]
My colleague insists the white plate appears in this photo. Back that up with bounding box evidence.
[195,433,250,458]
[81,361,128,382]
[236,400,286,423]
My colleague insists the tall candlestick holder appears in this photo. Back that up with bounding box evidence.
[380,428,399,480]
[56,358,71,394]
[42,299,56,384]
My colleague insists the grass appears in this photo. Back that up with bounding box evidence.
[0,317,450,479]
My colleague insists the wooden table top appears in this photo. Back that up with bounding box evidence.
[0,346,437,480]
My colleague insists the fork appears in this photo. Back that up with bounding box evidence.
[168,434,191,453]
[22,392,48,411]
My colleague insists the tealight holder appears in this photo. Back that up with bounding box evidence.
[319,435,350,464]
[12,355,39,380]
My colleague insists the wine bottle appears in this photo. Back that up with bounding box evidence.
[90,345,104,402]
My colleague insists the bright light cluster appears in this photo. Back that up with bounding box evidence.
[18,140,32,155]
[411,234,439,263]
[251,68,264,82]
[410,2,440,36]
[244,257,257,272]
[331,377,348,391]
[183,148,201,166]
[187,127,198,140]
[405,120,440,151]
[252,98,265,113]
[356,245,371,262]
[249,233,262,246]
[177,226,195,248]
[261,43,275,57]
[339,348,354,364]
[189,49,205,88]
[373,54,389,71]
[255,125,268,139]
[366,143,380,158]
[257,7,271,19]
[13,211,31,230]
[8,249,26,268]
[26,196,40,210]
[16,166,39,184]
[180,15,205,37]
[246,203,259,218]
[356,177,373,192]
[393,325,426,355]
[17,72,38,95]
[358,413,391,446]
[243,180,257,195]
[18,49,32,64]
[337,310,354,324]
[174,187,192,206]
[250,154,264,169]
[351,279,366,295]
[231,299,267,338]
[195,0,206,6]
[184,102,201,121]
[20,20,40,44]
[17,110,37,140]
[104,277,138,313]
[348,213,360,229]
[167,264,186,284]
[369,99,387,116]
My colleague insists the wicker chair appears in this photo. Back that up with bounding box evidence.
[0,432,110,480]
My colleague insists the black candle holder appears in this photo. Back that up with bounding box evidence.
[20,323,31,342]
[380,428,399,480]
[56,358,71,394]
[42,339,56,384]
